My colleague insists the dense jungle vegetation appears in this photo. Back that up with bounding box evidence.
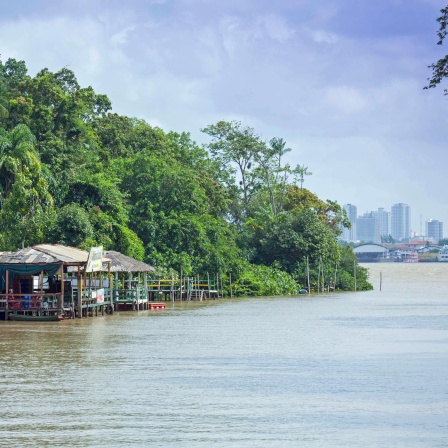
[0,58,372,295]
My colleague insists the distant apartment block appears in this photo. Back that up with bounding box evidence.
[426,219,443,242]
[342,204,357,242]
[391,203,411,241]
[375,207,390,238]
[340,202,413,243]
[357,212,379,243]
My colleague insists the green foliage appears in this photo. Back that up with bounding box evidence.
[201,120,266,218]
[337,247,372,291]
[247,208,340,274]
[113,224,145,261]
[381,234,395,243]
[49,203,94,247]
[232,263,299,296]
[0,124,54,249]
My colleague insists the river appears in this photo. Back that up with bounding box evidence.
[0,263,447,447]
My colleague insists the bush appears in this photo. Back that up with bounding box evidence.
[232,263,300,296]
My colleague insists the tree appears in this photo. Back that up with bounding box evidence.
[0,124,54,249]
[426,6,448,93]
[381,234,395,244]
[252,137,292,216]
[248,208,340,274]
[293,164,312,189]
[0,124,40,193]
[201,120,266,218]
[49,203,94,248]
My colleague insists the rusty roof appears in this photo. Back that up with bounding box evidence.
[104,251,155,273]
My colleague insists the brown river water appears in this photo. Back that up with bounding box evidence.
[0,262,447,447]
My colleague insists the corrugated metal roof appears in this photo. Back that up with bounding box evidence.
[104,251,155,273]
[0,245,134,268]
[34,244,89,263]
[0,247,61,264]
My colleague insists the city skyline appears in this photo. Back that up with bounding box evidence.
[342,201,445,242]
[346,202,443,237]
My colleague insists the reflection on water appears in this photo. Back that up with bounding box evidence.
[0,263,447,447]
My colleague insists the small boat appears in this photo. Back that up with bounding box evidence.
[9,313,64,322]
[299,289,308,294]
[403,251,419,263]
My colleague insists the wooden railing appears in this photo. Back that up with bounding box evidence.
[0,293,63,311]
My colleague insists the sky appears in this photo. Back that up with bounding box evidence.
[1,0,447,236]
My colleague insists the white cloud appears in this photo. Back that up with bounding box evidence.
[257,14,296,42]
[324,86,369,114]
[110,25,137,46]
[304,28,339,44]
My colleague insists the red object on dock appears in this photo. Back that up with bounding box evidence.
[149,302,166,310]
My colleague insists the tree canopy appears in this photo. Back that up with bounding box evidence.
[0,57,372,294]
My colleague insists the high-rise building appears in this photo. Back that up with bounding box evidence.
[342,204,357,241]
[357,212,379,243]
[391,203,411,241]
[376,208,390,239]
[426,219,443,242]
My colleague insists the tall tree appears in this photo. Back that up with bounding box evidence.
[0,124,53,249]
[293,164,312,190]
[201,120,266,219]
[252,137,292,216]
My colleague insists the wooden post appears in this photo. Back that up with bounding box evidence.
[127,272,134,310]
[107,261,112,314]
[83,268,87,317]
[320,257,324,293]
[333,263,338,292]
[99,268,103,315]
[5,269,9,320]
[180,266,183,301]
[207,272,210,300]
[216,272,219,299]
[317,261,320,294]
[136,272,140,311]
[60,265,64,313]
[144,272,148,309]
[229,273,233,298]
[77,266,82,318]
[306,256,310,294]
[114,272,119,310]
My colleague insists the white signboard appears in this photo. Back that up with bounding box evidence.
[86,246,103,273]
[97,288,104,303]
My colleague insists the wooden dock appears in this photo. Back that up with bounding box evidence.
[0,245,226,321]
